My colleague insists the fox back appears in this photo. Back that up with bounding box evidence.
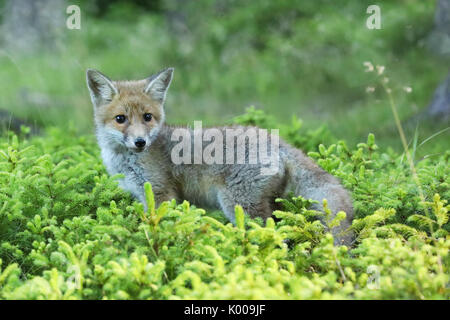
[86,68,354,246]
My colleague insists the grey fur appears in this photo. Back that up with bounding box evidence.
[87,69,354,246]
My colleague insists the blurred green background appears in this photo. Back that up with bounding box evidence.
[0,0,448,157]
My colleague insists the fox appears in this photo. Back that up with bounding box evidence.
[86,67,354,246]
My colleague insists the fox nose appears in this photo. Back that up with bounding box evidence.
[134,138,146,148]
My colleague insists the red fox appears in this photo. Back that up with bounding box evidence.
[86,68,354,246]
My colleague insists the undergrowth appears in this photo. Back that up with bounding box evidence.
[0,109,448,299]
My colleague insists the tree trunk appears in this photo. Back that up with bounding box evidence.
[1,0,66,54]
[424,0,450,121]
[425,73,450,122]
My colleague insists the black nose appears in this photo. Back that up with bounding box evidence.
[134,138,146,148]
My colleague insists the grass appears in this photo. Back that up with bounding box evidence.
[0,0,448,159]
[0,120,448,299]
[0,0,449,298]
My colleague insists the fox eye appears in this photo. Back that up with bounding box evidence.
[115,115,126,124]
[143,113,153,122]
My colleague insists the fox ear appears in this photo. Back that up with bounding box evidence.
[86,69,118,108]
[144,68,174,103]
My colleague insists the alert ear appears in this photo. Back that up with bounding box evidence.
[86,69,118,108]
[144,68,174,104]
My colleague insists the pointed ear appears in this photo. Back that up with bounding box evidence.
[144,68,174,103]
[86,69,118,108]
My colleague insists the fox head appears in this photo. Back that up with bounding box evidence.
[86,68,173,152]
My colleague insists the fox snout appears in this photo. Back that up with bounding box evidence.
[134,138,146,148]
[122,122,152,151]
[125,130,149,151]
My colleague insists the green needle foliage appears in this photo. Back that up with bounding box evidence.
[0,110,449,299]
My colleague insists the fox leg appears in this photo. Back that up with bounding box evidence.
[217,166,285,223]
[153,189,178,207]
[138,185,177,211]
[217,189,273,223]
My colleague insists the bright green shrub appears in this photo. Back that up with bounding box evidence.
[0,114,448,299]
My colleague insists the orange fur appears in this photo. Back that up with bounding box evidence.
[94,80,164,138]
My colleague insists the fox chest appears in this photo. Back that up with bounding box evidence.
[101,148,165,199]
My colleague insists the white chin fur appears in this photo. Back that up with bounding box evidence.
[124,142,147,152]
[97,127,126,149]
